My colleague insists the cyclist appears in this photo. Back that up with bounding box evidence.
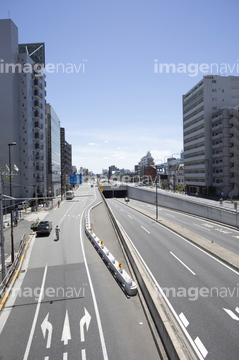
[55,225,60,240]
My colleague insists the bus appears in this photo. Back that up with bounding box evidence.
[66,190,74,200]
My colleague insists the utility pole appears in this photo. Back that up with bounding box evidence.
[0,170,6,280]
[8,142,16,264]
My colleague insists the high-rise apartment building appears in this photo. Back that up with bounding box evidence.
[183,75,239,197]
[0,19,47,200]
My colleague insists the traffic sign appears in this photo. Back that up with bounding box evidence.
[69,174,82,185]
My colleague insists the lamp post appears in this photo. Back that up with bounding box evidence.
[8,142,16,264]
[151,165,159,220]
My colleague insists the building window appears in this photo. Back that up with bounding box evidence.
[212,98,217,101]
[212,80,216,83]
[212,107,217,110]
[212,89,217,92]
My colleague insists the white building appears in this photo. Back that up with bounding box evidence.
[183,75,239,197]
[138,151,154,176]
[0,19,47,200]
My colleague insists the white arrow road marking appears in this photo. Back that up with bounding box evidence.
[63,353,68,360]
[80,308,91,342]
[224,308,239,321]
[61,310,72,345]
[41,313,53,349]
[236,307,239,314]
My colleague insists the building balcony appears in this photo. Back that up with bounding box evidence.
[183,102,204,119]
[34,79,43,90]
[36,176,44,183]
[34,110,43,120]
[229,126,239,137]
[34,121,43,130]
[34,100,43,110]
[35,142,43,150]
[184,145,205,156]
[211,113,223,124]
[36,165,44,172]
[34,89,43,100]
[212,152,223,159]
[34,132,43,140]
[184,116,204,129]
[212,143,223,150]
[212,172,223,178]
[35,154,44,161]
[184,163,205,171]
[212,133,223,141]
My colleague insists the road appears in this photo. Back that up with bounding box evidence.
[0,186,160,360]
[122,198,239,256]
[107,198,239,360]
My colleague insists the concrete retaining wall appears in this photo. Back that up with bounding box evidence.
[128,187,238,227]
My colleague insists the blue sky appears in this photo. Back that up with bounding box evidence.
[1,0,239,173]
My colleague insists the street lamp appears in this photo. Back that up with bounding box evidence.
[8,142,16,264]
[151,165,159,220]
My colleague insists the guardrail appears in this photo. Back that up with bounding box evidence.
[0,234,27,302]
[85,201,138,297]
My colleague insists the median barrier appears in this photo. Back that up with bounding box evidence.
[85,201,138,297]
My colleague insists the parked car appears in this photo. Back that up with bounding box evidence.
[30,220,40,231]
[36,221,52,236]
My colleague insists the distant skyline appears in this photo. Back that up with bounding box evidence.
[1,0,239,173]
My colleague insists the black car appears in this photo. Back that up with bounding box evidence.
[30,220,40,231]
[36,221,52,236]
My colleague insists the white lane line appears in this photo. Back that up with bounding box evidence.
[170,252,196,275]
[118,222,205,360]
[23,265,48,360]
[179,313,189,328]
[153,219,239,276]
[193,223,211,231]
[80,208,108,360]
[128,215,133,219]
[141,226,150,234]
[194,336,208,358]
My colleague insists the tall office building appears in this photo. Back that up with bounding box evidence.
[0,19,47,200]
[60,127,72,194]
[183,75,239,197]
[46,103,61,197]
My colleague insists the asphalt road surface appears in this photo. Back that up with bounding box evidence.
[0,186,160,360]
[107,198,239,360]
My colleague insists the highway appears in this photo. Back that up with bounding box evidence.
[107,198,239,360]
[122,198,239,255]
[0,186,160,360]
